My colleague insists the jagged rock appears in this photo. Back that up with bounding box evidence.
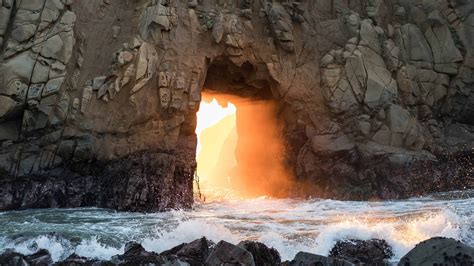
[212,14,224,44]
[31,61,51,84]
[24,249,53,265]
[238,241,281,266]
[205,241,255,266]
[425,24,463,74]
[312,134,355,155]
[387,104,425,150]
[383,39,402,70]
[112,242,166,265]
[359,19,381,54]
[0,96,19,118]
[398,24,433,68]
[40,35,64,60]
[92,76,107,91]
[0,249,53,266]
[399,237,474,266]
[42,76,65,97]
[55,253,99,265]
[139,3,175,41]
[81,86,93,113]
[0,250,29,266]
[329,239,394,264]
[359,47,398,109]
[266,2,295,52]
[289,252,354,266]
[161,237,214,265]
[0,0,472,211]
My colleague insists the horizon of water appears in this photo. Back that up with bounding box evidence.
[0,190,473,263]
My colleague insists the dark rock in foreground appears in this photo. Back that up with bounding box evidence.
[288,252,355,266]
[205,240,255,265]
[111,242,166,265]
[0,237,473,266]
[55,253,103,266]
[329,238,394,264]
[0,249,52,266]
[161,237,214,265]
[238,240,281,266]
[399,237,474,266]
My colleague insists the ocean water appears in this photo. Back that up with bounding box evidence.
[0,190,473,263]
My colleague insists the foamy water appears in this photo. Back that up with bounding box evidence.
[0,190,473,263]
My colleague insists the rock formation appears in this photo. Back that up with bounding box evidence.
[0,0,473,211]
[329,239,394,264]
[2,237,470,265]
[399,237,474,265]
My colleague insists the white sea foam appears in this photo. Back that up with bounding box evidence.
[75,237,124,261]
[0,235,72,262]
[0,193,472,263]
[142,219,239,253]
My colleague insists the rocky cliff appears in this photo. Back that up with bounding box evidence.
[0,0,473,211]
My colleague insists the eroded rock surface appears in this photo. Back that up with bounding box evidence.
[0,0,473,211]
[329,239,394,264]
[399,237,474,266]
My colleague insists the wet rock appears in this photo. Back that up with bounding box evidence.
[161,237,214,265]
[0,250,29,266]
[112,242,166,265]
[24,249,53,265]
[399,237,474,266]
[329,239,394,264]
[205,240,255,266]
[54,253,96,265]
[238,240,281,266]
[289,252,354,266]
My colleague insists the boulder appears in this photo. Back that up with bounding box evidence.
[161,237,214,265]
[289,252,354,266]
[0,250,28,266]
[111,242,166,265]
[329,239,394,264]
[237,240,281,266]
[399,237,474,266]
[24,249,53,265]
[55,253,99,265]
[205,241,255,266]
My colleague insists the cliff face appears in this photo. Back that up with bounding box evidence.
[0,0,472,211]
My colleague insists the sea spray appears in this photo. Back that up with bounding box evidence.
[0,191,472,262]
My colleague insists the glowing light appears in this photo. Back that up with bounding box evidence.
[195,92,295,200]
[195,98,236,156]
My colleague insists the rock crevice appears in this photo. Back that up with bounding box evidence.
[0,0,473,211]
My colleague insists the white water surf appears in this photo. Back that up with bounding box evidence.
[0,190,473,263]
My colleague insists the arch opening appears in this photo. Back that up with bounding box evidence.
[194,60,295,200]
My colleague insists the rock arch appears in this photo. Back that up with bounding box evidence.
[0,0,472,211]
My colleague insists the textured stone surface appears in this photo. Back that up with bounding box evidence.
[399,237,474,266]
[238,240,281,266]
[329,239,394,264]
[0,0,473,211]
[206,241,255,266]
[161,237,214,265]
[289,252,355,266]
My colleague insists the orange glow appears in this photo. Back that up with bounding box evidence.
[195,92,295,200]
